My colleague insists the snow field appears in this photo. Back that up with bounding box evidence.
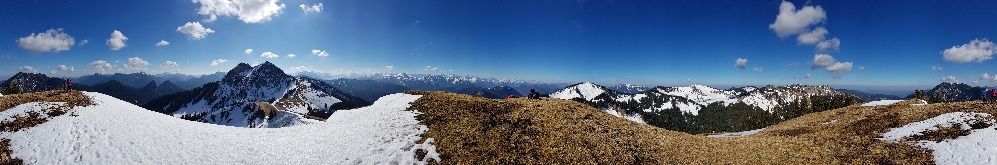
[0,92,439,164]
[880,112,997,164]
[706,128,765,138]
[861,100,905,106]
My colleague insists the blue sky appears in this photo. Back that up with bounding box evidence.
[2,0,997,89]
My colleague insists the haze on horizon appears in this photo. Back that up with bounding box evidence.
[2,0,997,89]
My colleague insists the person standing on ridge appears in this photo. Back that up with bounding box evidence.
[991,88,996,103]
[984,89,989,102]
[528,89,540,99]
[66,78,72,92]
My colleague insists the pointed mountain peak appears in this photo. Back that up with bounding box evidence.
[140,80,158,91]
[160,80,176,87]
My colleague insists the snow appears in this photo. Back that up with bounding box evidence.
[0,92,439,164]
[632,94,647,102]
[600,108,645,124]
[879,112,997,165]
[550,82,604,101]
[0,102,64,123]
[820,119,837,124]
[706,128,765,138]
[861,100,905,106]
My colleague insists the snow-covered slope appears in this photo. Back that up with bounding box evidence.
[0,92,438,164]
[880,112,997,164]
[142,61,369,128]
[551,82,606,101]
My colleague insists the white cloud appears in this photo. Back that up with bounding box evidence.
[286,53,295,57]
[769,1,826,38]
[176,22,216,40]
[796,27,828,45]
[192,0,286,24]
[687,78,691,82]
[423,66,439,71]
[106,30,128,50]
[17,66,37,73]
[811,54,837,69]
[981,73,991,81]
[385,66,393,70]
[50,70,56,74]
[931,66,943,70]
[16,28,75,53]
[804,73,812,78]
[204,15,218,23]
[942,39,996,64]
[753,67,764,73]
[90,60,113,74]
[300,3,323,13]
[825,62,852,74]
[858,66,865,70]
[734,58,747,70]
[161,61,179,68]
[78,39,89,47]
[155,40,170,46]
[57,65,74,72]
[123,57,149,72]
[816,37,840,52]
[974,80,980,83]
[941,76,960,83]
[261,52,279,58]
[312,49,329,57]
[290,66,310,70]
[245,49,253,54]
[210,59,227,66]
[811,54,853,78]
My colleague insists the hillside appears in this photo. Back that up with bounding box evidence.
[407,91,997,164]
[0,91,437,164]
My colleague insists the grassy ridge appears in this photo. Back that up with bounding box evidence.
[404,91,997,164]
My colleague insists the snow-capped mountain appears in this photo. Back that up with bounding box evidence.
[551,82,854,123]
[607,83,649,93]
[141,61,370,128]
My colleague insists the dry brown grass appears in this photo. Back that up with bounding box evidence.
[0,90,93,164]
[407,91,997,164]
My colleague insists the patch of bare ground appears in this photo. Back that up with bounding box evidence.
[0,90,93,164]
[407,91,997,164]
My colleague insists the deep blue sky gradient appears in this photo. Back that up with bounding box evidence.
[2,0,997,88]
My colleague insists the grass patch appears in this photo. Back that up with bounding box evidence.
[0,90,93,164]
[403,91,995,164]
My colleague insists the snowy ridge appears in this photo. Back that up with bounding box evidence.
[0,92,438,164]
[551,82,851,122]
[551,82,605,101]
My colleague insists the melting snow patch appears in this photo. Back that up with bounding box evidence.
[707,128,765,138]
[600,108,645,124]
[821,119,837,124]
[0,92,439,164]
[879,112,997,165]
[861,100,905,106]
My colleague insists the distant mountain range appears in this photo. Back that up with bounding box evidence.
[74,72,225,90]
[324,78,411,103]
[141,61,369,128]
[835,89,902,102]
[0,72,184,105]
[324,72,570,96]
